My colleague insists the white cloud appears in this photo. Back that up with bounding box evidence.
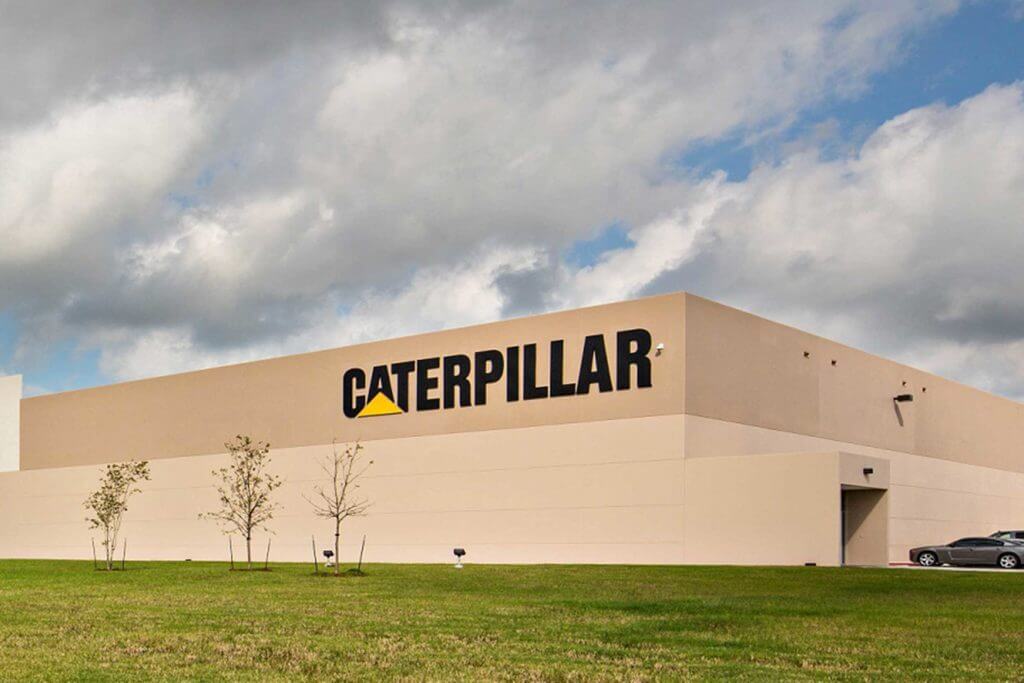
[98,244,544,380]
[624,83,1024,398]
[15,1,1023,401]
[557,188,727,309]
[0,88,206,262]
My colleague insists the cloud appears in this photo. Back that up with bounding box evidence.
[640,83,1024,398]
[0,88,207,264]
[556,194,723,309]
[0,2,389,131]
[98,244,544,380]
[96,81,1024,399]
[9,1,1006,397]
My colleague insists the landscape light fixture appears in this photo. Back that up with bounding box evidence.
[453,547,466,569]
[322,549,335,568]
[893,394,914,403]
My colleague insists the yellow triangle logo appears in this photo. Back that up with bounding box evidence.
[357,393,404,418]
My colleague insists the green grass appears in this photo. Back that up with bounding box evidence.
[0,561,1021,680]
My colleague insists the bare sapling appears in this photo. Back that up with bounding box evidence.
[84,460,151,571]
[306,440,373,575]
[200,435,281,570]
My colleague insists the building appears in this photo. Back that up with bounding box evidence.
[1,292,1023,566]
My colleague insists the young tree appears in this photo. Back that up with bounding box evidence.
[306,441,373,575]
[201,435,281,570]
[84,460,151,571]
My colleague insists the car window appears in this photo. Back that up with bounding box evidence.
[952,538,999,547]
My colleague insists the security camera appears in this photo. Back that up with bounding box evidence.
[655,343,665,356]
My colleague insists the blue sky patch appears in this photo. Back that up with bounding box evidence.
[676,2,1024,181]
[564,223,633,268]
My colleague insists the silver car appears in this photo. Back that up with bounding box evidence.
[910,537,1024,569]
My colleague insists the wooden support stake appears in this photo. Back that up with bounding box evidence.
[121,539,127,571]
[229,537,235,571]
[357,535,367,572]
[264,538,271,570]
[91,538,98,570]
[312,536,319,574]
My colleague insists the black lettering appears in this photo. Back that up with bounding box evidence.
[390,361,415,411]
[549,339,576,397]
[523,343,549,400]
[368,364,394,400]
[576,334,613,394]
[474,350,504,406]
[506,346,520,402]
[416,357,441,411]
[342,368,366,418]
[443,354,472,409]
[616,328,653,390]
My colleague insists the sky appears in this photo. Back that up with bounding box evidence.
[1,0,1023,399]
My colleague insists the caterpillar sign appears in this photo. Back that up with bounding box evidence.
[342,328,654,418]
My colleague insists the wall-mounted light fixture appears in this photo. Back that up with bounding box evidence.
[655,343,665,356]
[863,467,874,476]
[893,393,912,427]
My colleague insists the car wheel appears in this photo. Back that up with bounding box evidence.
[917,552,938,567]
[997,554,1020,569]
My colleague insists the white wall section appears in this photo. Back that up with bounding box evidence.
[0,376,20,473]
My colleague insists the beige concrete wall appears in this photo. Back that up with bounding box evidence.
[843,489,888,566]
[686,414,1024,564]
[682,452,842,566]
[6,291,1024,566]
[838,452,889,491]
[684,294,1024,474]
[0,376,19,473]
[21,295,685,470]
[0,415,686,564]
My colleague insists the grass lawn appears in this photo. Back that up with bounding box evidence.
[0,560,1021,680]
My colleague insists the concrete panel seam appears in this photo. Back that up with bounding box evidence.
[685,412,1024,475]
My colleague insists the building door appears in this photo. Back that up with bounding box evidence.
[841,487,888,566]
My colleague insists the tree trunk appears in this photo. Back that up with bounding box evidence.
[246,535,252,570]
[334,521,341,576]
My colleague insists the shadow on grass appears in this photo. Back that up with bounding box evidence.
[311,568,367,578]
[228,567,274,572]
